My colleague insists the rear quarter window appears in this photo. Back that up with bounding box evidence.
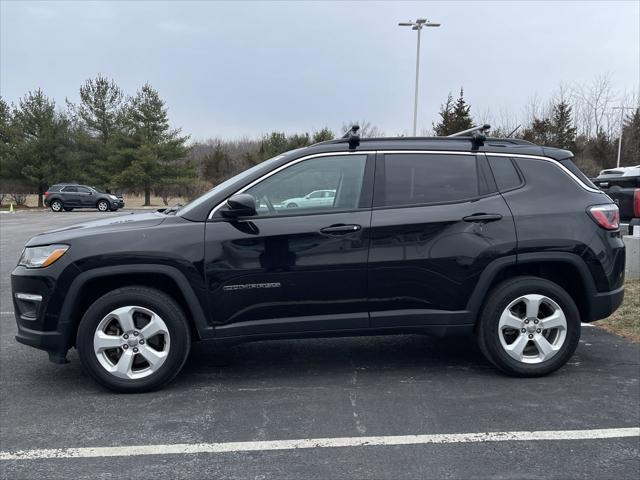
[559,159,598,189]
[487,156,523,191]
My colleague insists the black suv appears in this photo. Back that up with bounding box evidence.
[12,132,625,392]
[45,184,124,212]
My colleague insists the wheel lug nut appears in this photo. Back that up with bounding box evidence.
[521,328,526,333]
[534,319,539,324]
[123,334,129,339]
[133,347,139,353]
[139,339,145,344]
[133,331,139,336]
[536,329,541,333]
[528,334,534,339]
[123,344,129,349]
[524,319,529,324]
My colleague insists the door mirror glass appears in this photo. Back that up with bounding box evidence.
[222,194,257,218]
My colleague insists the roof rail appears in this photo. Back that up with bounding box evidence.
[447,124,491,137]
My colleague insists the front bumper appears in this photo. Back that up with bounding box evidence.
[12,264,75,362]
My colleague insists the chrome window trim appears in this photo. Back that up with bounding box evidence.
[208,149,601,219]
[208,151,375,219]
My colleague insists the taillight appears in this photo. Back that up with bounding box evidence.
[44,191,49,198]
[634,189,640,218]
[588,204,619,230]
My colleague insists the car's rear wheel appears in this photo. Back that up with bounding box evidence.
[77,287,191,393]
[50,200,63,212]
[476,276,580,377]
[286,202,298,208]
[97,200,110,212]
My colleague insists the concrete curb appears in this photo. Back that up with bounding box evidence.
[623,235,640,280]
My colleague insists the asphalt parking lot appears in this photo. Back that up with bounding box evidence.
[0,209,639,479]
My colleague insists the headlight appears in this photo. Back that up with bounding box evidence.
[109,195,118,200]
[18,245,69,268]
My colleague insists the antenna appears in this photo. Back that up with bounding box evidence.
[507,125,521,138]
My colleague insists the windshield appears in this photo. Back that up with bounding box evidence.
[176,152,297,217]
[91,186,106,193]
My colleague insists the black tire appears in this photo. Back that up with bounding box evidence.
[63,207,73,212]
[97,200,110,212]
[476,276,580,377]
[77,287,191,393]
[50,199,63,212]
[286,202,298,208]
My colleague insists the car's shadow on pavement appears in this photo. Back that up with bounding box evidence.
[174,334,495,387]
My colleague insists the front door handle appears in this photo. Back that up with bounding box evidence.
[320,224,362,235]
[462,213,503,223]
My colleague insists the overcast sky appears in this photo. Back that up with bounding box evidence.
[1,1,638,140]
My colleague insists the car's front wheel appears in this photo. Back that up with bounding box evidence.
[50,200,63,212]
[77,287,191,393]
[97,200,110,212]
[476,276,580,377]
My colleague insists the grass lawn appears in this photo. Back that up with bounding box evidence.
[595,280,640,342]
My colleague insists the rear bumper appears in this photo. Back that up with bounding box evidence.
[586,285,625,322]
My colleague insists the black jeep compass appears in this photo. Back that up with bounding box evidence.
[11,130,626,392]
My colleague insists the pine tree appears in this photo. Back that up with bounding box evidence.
[433,89,473,136]
[0,98,17,180]
[522,118,553,145]
[66,75,127,186]
[549,101,577,150]
[621,107,640,166]
[451,88,473,133]
[12,90,71,206]
[432,93,454,136]
[112,83,191,205]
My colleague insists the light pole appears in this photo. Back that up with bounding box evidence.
[612,106,634,168]
[398,18,440,136]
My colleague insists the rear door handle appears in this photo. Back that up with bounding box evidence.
[320,224,362,235]
[463,213,503,223]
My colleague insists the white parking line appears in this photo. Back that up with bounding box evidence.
[1,427,638,461]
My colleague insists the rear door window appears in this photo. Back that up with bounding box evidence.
[376,153,485,207]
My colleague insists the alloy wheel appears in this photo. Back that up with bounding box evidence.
[93,305,171,380]
[497,294,567,364]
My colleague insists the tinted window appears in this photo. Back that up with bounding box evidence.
[77,186,91,194]
[62,186,77,193]
[559,159,598,189]
[245,155,367,216]
[488,156,522,191]
[380,154,480,206]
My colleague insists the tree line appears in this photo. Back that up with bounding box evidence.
[430,79,639,176]
[1,74,638,208]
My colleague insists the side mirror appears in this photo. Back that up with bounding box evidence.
[221,193,257,218]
